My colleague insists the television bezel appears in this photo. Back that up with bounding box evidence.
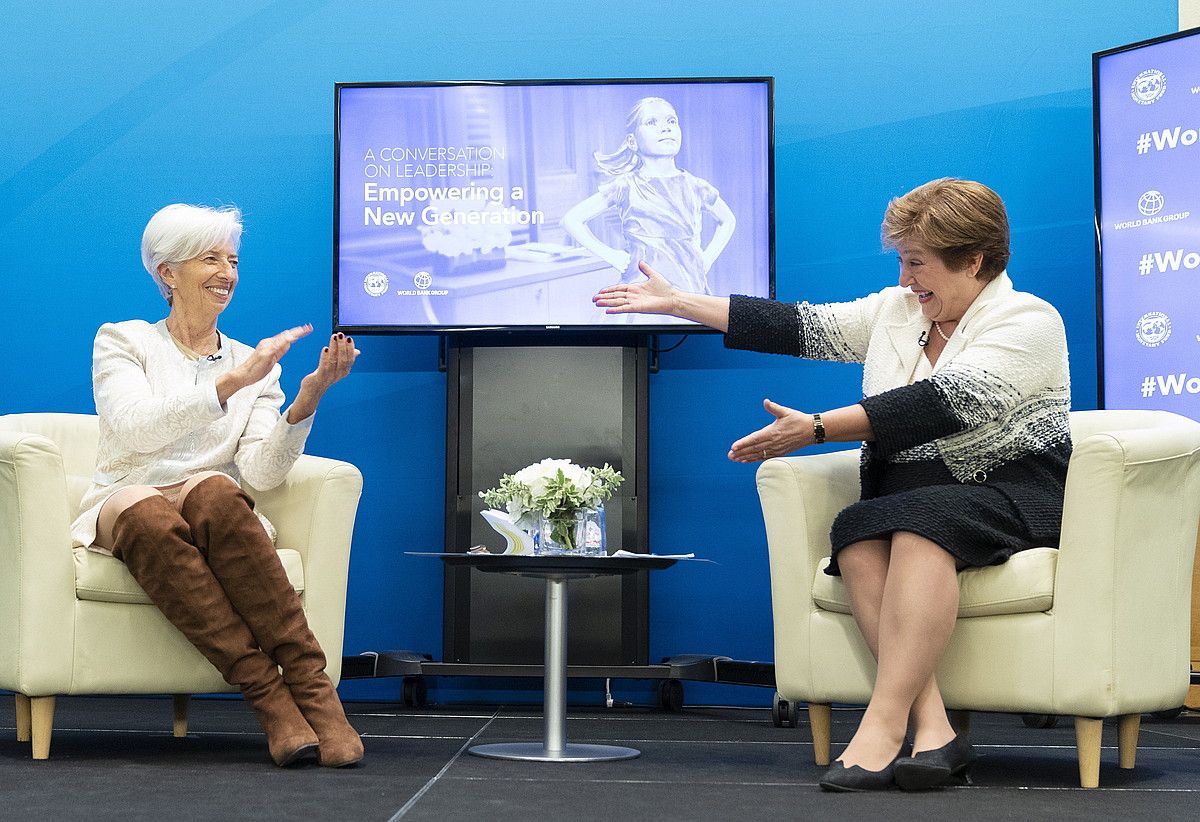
[1092,26,1200,408]
[332,76,775,336]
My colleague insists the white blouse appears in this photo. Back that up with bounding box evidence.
[71,319,314,552]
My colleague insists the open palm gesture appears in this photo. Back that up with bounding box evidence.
[593,261,677,315]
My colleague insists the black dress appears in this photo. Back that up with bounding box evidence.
[724,294,1071,576]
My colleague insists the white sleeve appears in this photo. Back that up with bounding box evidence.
[234,365,314,490]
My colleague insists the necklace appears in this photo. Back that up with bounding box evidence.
[933,321,952,342]
[166,319,220,358]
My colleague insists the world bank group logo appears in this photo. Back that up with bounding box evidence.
[1131,69,1166,105]
[1135,311,1172,347]
[1138,190,1166,216]
[363,271,389,297]
[414,271,433,290]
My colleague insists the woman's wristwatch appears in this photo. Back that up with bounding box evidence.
[812,412,826,445]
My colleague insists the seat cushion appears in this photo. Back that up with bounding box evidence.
[812,545,1058,618]
[73,546,306,605]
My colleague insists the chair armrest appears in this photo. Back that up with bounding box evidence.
[247,455,363,683]
[757,449,861,694]
[0,430,78,694]
[1053,422,1200,714]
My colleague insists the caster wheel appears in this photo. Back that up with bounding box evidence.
[1149,706,1184,720]
[402,676,428,708]
[771,692,799,728]
[1021,713,1058,729]
[658,680,684,712]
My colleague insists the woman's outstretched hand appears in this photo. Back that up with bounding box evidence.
[728,398,814,463]
[593,261,678,315]
[287,333,360,423]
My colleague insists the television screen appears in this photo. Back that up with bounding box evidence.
[334,78,773,333]
[1095,28,1200,415]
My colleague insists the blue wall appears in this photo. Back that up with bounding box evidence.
[1,1,1177,705]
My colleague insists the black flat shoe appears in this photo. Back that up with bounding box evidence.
[818,755,901,792]
[893,733,975,791]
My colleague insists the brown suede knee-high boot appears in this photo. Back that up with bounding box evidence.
[111,496,319,766]
[181,476,364,767]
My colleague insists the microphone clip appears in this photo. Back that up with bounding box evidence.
[917,330,928,347]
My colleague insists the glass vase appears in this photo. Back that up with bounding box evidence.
[573,505,607,556]
[534,504,606,556]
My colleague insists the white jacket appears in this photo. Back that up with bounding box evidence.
[792,272,1071,484]
[71,319,314,551]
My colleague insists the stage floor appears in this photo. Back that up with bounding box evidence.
[2,695,1198,820]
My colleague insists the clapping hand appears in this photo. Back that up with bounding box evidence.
[593,261,677,315]
[237,324,313,386]
[302,332,360,393]
[285,332,360,424]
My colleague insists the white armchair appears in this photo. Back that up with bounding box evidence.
[756,409,1200,788]
[0,412,363,759]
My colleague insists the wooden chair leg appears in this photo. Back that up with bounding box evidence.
[1118,713,1140,769]
[173,694,189,737]
[15,693,32,742]
[808,703,832,766]
[948,709,971,736]
[1074,716,1103,788]
[30,696,55,760]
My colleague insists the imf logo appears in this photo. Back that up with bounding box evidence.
[363,271,389,297]
[1138,190,1165,216]
[414,271,433,290]
[1131,69,1166,105]
[1135,311,1171,347]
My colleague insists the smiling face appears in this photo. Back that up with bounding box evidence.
[896,240,986,323]
[159,244,239,318]
[628,99,681,158]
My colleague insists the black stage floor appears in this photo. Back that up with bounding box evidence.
[2,695,1198,821]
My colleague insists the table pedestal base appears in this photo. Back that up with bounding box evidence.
[465,574,644,764]
[469,742,640,762]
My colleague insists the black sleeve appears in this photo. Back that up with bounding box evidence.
[723,295,803,356]
[859,381,967,458]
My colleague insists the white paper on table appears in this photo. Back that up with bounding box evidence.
[610,550,696,559]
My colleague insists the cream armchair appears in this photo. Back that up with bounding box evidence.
[756,409,1200,788]
[0,412,363,760]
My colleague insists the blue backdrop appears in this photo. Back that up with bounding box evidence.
[1,1,1178,705]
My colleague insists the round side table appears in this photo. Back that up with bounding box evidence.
[434,553,678,762]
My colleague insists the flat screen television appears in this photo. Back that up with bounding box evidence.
[334,78,774,334]
[1094,28,1200,416]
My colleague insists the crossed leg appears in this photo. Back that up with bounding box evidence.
[833,532,961,771]
[94,471,231,549]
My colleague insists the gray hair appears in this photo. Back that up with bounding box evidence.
[141,204,243,302]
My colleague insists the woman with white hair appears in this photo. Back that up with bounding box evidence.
[71,203,363,768]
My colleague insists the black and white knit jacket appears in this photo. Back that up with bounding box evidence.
[725,272,1072,538]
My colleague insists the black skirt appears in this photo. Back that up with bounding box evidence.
[826,459,1045,576]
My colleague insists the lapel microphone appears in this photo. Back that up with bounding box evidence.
[205,353,223,362]
[917,330,928,347]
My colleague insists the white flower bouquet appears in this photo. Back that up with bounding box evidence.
[479,458,623,552]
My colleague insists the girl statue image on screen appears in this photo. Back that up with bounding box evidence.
[562,96,736,296]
